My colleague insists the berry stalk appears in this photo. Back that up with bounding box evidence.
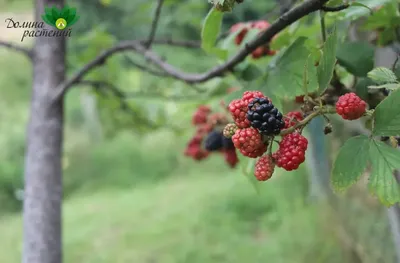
[280,106,337,136]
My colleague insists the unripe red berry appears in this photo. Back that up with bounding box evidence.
[228,99,251,128]
[336,92,367,120]
[230,23,249,45]
[273,133,308,171]
[242,90,269,105]
[251,46,267,59]
[224,148,239,168]
[232,127,266,158]
[192,105,211,125]
[251,20,270,30]
[295,95,305,103]
[254,155,275,181]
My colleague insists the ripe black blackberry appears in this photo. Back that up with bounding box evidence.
[246,97,285,135]
[204,131,224,151]
[222,136,235,150]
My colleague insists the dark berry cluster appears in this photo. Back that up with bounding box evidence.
[247,97,285,136]
[185,104,239,168]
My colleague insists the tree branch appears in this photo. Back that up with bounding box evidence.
[51,0,335,102]
[123,55,168,77]
[146,0,165,49]
[0,40,32,59]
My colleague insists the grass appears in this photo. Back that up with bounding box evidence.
[0,165,351,263]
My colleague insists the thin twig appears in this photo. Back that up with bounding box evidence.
[146,0,165,49]
[0,40,32,59]
[280,107,337,136]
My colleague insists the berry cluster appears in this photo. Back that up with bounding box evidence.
[225,90,309,181]
[185,104,239,168]
[201,88,370,183]
[229,20,277,59]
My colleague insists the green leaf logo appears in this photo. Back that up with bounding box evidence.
[41,5,80,30]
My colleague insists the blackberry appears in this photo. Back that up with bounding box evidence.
[204,131,223,151]
[246,97,285,135]
[222,136,235,150]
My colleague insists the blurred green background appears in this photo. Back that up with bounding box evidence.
[0,0,397,262]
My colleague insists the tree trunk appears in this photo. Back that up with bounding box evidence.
[22,0,65,263]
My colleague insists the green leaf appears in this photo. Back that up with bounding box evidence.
[369,83,400,90]
[368,140,400,206]
[373,88,400,136]
[222,89,243,105]
[210,48,228,60]
[201,8,223,53]
[350,2,373,15]
[340,0,392,20]
[331,135,370,192]
[204,78,231,97]
[265,37,318,98]
[336,41,374,77]
[236,64,263,82]
[317,27,338,94]
[363,2,400,30]
[240,157,261,194]
[355,77,374,100]
[325,0,344,8]
[367,67,398,84]
[238,29,259,49]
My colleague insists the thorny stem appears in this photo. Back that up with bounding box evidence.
[280,106,337,136]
